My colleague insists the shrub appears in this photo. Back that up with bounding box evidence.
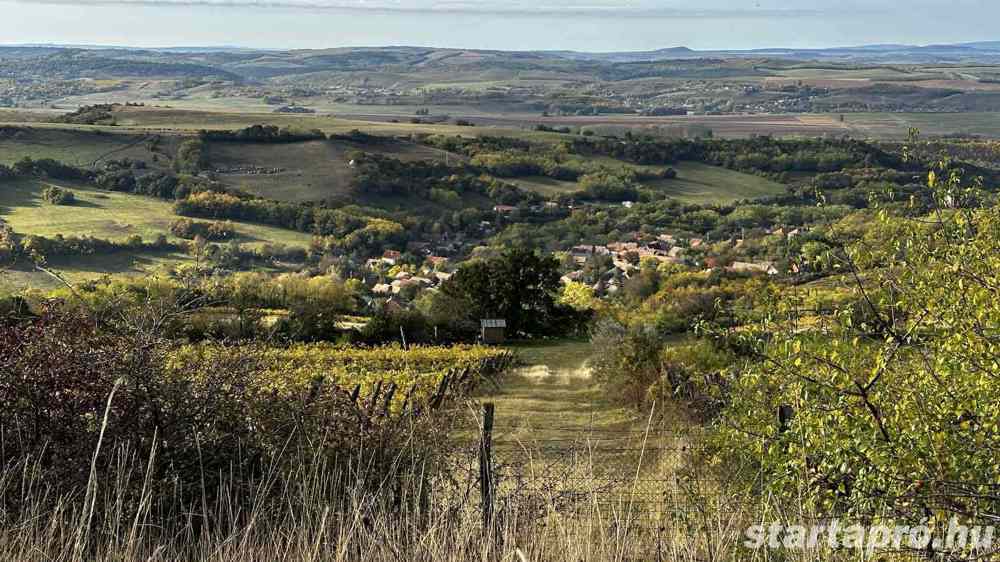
[169,218,236,241]
[714,175,1000,529]
[199,125,325,143]
[577,170,639,202]
[0,304,480,521]
[590,318,668,409]
[41,185,75,205]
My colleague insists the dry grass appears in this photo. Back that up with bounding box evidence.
[0,338,867,562]
[0,384,772,562]
[0,395,883,562]
[0,449,761,562]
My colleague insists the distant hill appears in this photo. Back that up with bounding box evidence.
[551,42,1000,63]
[3,41,1000,84]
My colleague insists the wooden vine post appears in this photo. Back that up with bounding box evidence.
[479,402,496,538]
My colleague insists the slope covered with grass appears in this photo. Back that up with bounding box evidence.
[0,179,315,248]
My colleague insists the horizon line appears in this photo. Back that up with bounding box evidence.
[2,39,999,55]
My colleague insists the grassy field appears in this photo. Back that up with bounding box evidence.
[510,161,786,204]
[206,138,457,203]
[0,251,191,291]
[0,124,486,208]
[0,127,181,168]
[0,179,315,248]
[507,175,581,196]
[650,162,787,204]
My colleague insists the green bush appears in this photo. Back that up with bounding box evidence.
[714,177,1000,528]
[174,138,207,174]
[169,218,235,241]
[41,185,75,205]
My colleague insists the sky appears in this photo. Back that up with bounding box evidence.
[1,0,997,52]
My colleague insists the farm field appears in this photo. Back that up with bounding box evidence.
[8,105,1000,144]
[841,111,1000,138]
[52,87,533,118]
[171,342,514,407]
[0,179,315,248]
[28,106,558,140]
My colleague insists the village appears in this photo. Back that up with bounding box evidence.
[355,224,803,310]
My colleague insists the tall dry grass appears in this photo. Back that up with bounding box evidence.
[0,387,846,562]
[0,428,788,562]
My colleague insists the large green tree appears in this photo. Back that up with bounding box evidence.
[441,247,566,337]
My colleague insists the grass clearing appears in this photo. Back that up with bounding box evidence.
[510,161,786,204]
[507,175,581,196]
[482,340,637,444]
[0,179,315,249]
[0,127,179,168]
[0,251,191,291]
[649,162,787,204]
[206,138,457,203]
[473,337,698,505]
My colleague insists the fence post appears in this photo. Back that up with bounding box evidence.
[778,404,795,433]
[430,372,451,410]
[480,402,496,538]
[382,383,397,416]
[369,381,383,412]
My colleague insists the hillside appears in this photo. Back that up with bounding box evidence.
[204,136,456,203]
[0,178,315,249]
[10,44,1000,123]
[0,126,181,168]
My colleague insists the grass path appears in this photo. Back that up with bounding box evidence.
[481,340,641,446]
[475,340,696,471]
[465,339,701,513]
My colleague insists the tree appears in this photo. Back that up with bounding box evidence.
[174,139,206,174]
[559,281,598,312]
[440,248,567,337]
[41,185,75,205]
[188,235,210,267]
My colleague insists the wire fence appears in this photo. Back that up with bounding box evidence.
[498,430,717,517]
[440,404,731,529]
[447,410,951,561]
